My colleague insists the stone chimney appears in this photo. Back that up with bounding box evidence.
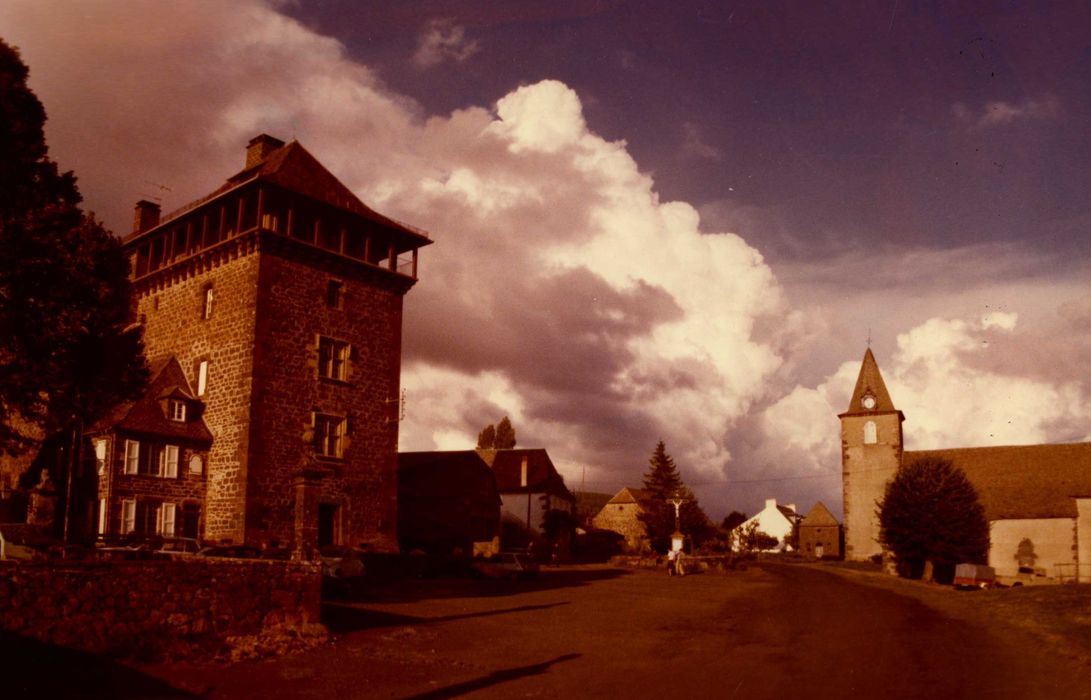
[132,200,161,234]
[765,498,777,511]
[246,133,286,169]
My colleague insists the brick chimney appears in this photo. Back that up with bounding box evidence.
[132,200,161,234]
[246,134,286,169]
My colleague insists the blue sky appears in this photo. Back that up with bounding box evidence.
[4,1,1090,519]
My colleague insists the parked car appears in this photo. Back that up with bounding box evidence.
[472,551,540,581]
[195,544,264,559]
[0,524,51,561]
[953,563,996,590]
[152,537,201,559]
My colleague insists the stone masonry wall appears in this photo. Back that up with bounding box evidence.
[841,413,901,561]
[135,241,261,543]
[248,246,405,551]
[0,558,321,658]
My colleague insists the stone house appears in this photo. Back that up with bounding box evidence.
[841,348,1091,581]
[736,498,798,551]
[397,451,501,557]
[87,357,213,540]
[591,487,653,551]
[102,134,430,555]
[798,501,841,559]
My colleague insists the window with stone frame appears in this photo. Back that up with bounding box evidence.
[326,279,344,309]
[317,336,351,381]
[196,359,209,397]
[94,439,107,476]
[121,499,136,533]
[201,284,214,320]
[157,502,177,536]
[313,413,346,459]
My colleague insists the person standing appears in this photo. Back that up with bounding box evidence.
[667,548,678,576]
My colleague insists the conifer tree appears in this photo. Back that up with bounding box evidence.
[493,416,517,449]
[476,424,496,450]
[637,441,712,550]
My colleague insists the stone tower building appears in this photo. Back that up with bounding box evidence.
[114,134,430,555]
[839,348,903,561]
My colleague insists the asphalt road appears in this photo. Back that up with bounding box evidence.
[14,563,1089,698]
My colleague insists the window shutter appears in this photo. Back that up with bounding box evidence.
[121,500,136,534]
[124,440,139,474]
[161,503,176,536]
[164,445,179,478]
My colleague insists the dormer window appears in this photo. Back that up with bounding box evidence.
[169,399,187,422]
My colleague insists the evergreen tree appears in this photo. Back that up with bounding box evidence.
[637,441,713,551]
[878,456,990,581]
[0,38,148,519]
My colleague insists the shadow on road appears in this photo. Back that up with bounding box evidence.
[401,653,582,699]
[0,630,198,700]
[323,600,571,633]
[337,565,630,603]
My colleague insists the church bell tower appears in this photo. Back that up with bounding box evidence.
[839,348,904,561]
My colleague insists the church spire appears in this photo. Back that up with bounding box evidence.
[845,348,897,414]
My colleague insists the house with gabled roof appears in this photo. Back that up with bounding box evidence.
[736,498,799,552]
[88,357,213,540]
[476,448,575,549]
[798,501,841,559]
[841,348,1091,581]
[592,487,653,551]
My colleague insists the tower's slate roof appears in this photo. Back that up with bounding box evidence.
[842,348,900,416]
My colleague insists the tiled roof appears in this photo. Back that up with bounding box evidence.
[842,348,899,416]
[90,357,213,445]
[153,140,429,243]
[776,504,799,519]
[905,442,1091,520]
[476,448,575,502]
[800,501,839,527]
[607,487,653,506]
[397,451,500,504]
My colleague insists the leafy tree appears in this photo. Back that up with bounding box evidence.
[878,456,989,581]
[476,423,496,449]
[0,39,147,534]
[722,510,747,532]
[476,415,516,449]
[637,441,713,551]
[494,416,516,449]
[737,522,779,552]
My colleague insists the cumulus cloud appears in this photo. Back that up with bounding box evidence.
[2,1,790,498]
[413,18,481,68]
[6,1,1089,519]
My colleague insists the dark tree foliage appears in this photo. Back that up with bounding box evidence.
[476,416,516,450]
[637,441,713,551]
[0,38,147,455]
[493,416,516,449]
[721,510,747,532]
[878,456,990,581]
[476,424,496,450]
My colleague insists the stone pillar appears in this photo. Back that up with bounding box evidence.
[292,469,323,561]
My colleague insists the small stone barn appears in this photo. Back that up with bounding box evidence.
[591,487,652,552]
[798,501,841,559]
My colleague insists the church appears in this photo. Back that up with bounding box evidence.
[840,349,1091,582]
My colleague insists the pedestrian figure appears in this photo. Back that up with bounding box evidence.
[667,548,678,576]
[676,549,686,577]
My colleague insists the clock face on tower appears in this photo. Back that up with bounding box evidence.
[862,394,876,410]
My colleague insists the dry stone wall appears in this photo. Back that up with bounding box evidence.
[0,558,321,659]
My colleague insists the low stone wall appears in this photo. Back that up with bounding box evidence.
[610,554,744,573]
[0,558,323,659]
